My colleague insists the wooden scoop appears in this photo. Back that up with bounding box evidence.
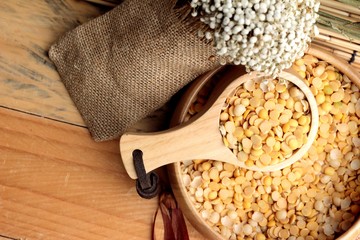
[120,69,319,179]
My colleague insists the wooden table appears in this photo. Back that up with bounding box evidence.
[0,1,205,239]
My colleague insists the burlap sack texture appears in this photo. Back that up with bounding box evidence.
[49,0,219,141]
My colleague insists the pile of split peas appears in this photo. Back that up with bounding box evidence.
[181,54,360,240]
[219,77,311,168]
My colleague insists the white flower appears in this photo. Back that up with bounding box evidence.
[190,0,319,77]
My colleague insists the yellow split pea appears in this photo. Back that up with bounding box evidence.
[219,78,311,168]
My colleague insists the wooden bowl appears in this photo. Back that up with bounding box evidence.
[168,47,360,239]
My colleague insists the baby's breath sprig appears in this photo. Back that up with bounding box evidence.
[190,0,320,77]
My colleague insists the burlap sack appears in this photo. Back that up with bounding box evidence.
[49,0,218,141]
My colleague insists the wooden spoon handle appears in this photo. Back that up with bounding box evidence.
[119,118,232,179]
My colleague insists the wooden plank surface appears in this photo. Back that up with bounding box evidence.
[0,107,157,239]
[0,107,205,239]
[0,0,103,126]
[0,0,206,239]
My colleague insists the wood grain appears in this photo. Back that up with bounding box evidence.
[0,106,206,239]
[0,107,157,239]
[0,0,103,126]
[0,235,18,240]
